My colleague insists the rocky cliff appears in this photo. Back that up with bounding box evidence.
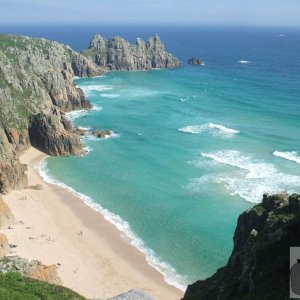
[0,34,104,193]
[183,192,299,300]
[84,34,180,70]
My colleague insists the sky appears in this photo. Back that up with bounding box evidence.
[0,0,300,27]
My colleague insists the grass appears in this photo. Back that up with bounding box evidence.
[0,272,86,300]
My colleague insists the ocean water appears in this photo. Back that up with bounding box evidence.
[3,25,300,290]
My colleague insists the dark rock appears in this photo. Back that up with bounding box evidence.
[188,57,204,65]
[183,193,300,300]
[92,129,112,139]
[289,194,300,213]
[29,113,84,156]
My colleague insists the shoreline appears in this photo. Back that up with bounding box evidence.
[2,147,183,300]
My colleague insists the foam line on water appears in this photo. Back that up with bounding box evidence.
[80,85,113,93]
[238,60,250,64]
[38,159,187,291]
[100,94,120,99]
[188,150,300,203]
[178,123,239,138]
[273,151,300,164]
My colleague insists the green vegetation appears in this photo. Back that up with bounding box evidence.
[0,272,86,300]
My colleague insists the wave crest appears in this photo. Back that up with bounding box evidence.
[273,151,300,164]
[178,123,239,138]
[188,150,300,203]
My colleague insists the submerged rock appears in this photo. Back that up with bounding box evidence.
[183,192,299,300]
[92,129,113,139]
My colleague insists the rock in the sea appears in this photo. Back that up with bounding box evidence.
[108,289,155,300]
[183,192,299,300]
[0,256,61,285]
[0,196,15,228]
[92,129,112,139]
[85,34,180,71]
[187,57,204,65]
[0,233,9,257]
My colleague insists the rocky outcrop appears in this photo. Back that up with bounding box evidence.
[183,192,300,300]
[0,256,61,285]
[108,289,155,300]
[0,233,9,257]
[0,196,15,228]
[29,113,84,156]
[187,57,204,65]
[85,34,180,71]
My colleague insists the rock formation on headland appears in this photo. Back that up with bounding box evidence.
[84,34,180,70]
[187,57,204,65]
[183,192,299,300]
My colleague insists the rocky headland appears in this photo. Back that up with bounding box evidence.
[84,34,180,70]
[183,192,299,300]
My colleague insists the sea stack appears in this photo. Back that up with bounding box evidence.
[188,57,204,65]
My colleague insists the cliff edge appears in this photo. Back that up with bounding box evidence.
[183,192,299,300]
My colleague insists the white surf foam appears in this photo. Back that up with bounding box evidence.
[178,123,239,138]
[100,93,120,99]
[65,109,88,121]
[208,123,240,134]
[92,105,104,111]
[38,159,187,291]
[273,151,300,164]
[80,85,113,93]
[189,150,300,203]
[238,60,250,64]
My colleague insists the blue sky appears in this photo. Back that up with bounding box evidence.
[0,0,300,26]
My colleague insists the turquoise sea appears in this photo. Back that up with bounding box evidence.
[2,25,300,289]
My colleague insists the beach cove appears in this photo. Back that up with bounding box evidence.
[2,147,182,299]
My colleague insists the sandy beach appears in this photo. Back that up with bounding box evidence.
[2,147,183,300]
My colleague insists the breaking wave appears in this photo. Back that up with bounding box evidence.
[178,123,239,138]
[188,150,300,203]
[273,151,300,164]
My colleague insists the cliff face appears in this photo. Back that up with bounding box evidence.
[183,192,300,300]
[0,34,104,192]
[85,34,180,70]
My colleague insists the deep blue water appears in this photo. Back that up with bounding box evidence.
[2,24,300,289]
